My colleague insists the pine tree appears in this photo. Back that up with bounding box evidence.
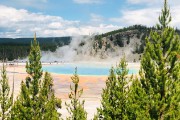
[65,68,87,120]
[13,33,61,119]
[39,72,61,120]
[127,78,150,120]
[13,81,32,119]
[25,33,43,113]
[9,66,15,119]
[96,67,117,120]
[97,57,131,120]
[14,33,42,119]
[0,63,13,120]
[140,0,180,119]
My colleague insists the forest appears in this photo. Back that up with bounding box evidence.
[0,0,179,120]
[0,37,71,60]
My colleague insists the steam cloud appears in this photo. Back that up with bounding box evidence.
[41,35,140,63]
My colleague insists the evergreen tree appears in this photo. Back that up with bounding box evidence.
[127,78,150,120]
[65,68,87,120]
[25,32,43,111]
[13,81,32,119]
[9,66,15,119]
[96,67,117,120]
[39,72,61,120]
[140,0,180,119]
[13,33,61,119]
[0,63,13,120]
[97,57,130,120]
[14,33,42,119]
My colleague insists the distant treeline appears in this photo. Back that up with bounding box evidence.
[96,25,180,39]
[0,37,71,60]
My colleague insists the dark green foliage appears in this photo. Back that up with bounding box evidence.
[138,44,144,54]
[97,67,116,119]
[127,79,150,120]
[116,35,124,47]
[65,68,87,120]
[13,34,43,119]
[39,72,61,120]
[0,45,30,61]
[141,33,146,41]
[0,63,13,120]
[0,37,71,60]
[136,32,141,39]
[13,34,61,119]
[98,39,103,49]
[110,35,113,41]
[127,35,130,44]
[96,25,152,39]
[133,43,144,54]
[97,57,131,120]
[13,81,32,119]
[105,43,111,51]
[93,37,103,50]
[140,0,180,119]
[25,34,43,98]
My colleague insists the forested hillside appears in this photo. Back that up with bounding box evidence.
[94,25,180,54]
[0,37,71,60]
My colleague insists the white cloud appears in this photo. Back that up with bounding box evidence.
[123,0,180,28]
[41,24,120,37]
[48,22,63,29]
[0,5,119,38]
[73,0,102,4]
[110,5,180,28]
[110,8,159,27]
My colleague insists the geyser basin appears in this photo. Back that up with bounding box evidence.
[43,63,138,76]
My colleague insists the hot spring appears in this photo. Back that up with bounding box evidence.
[43,63,138,76]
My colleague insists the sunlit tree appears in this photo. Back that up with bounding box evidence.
[97,57,131,119]
[65,68,87,120]
[140,0,180,119]
[0,63,13,120]
[13,33,61,119]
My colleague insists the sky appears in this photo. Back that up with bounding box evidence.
[0,0,180,38]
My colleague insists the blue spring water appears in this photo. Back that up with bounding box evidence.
[43,63,138,76]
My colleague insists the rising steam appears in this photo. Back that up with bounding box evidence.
[41,35,140,63]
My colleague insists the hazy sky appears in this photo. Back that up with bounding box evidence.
[0,0,180,37]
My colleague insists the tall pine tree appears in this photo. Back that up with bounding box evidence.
[0,63,13,120]
[25,32,43,118]
[39,72,61,120]
[97,57,131,120]
[65,68,87,120]
[127,78,150,120]
[13,33,61,119]
[15,33,42,119]
[140,0,180,119]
